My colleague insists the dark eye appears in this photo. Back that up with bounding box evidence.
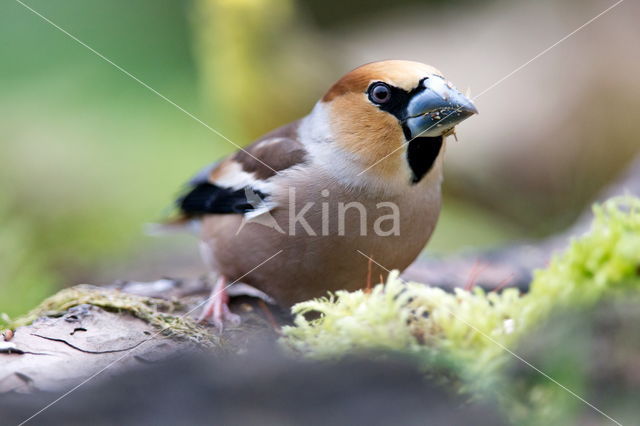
[368,83,391,104]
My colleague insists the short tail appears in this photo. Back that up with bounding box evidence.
[144,217,201,237]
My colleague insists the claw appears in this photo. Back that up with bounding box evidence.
[221,304,241,326]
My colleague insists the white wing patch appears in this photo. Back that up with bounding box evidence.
[236,187,283,234]
[212,161,258,190]
[254,137,289,150]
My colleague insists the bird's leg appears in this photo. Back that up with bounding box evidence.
[365,256,373,294]
[198,275,241,331]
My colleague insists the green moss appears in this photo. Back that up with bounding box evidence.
[283,271,524,382]
[527,197,640,310]
[5,285,219,348]
[281,196,640,418]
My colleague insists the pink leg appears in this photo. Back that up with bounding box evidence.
[198,276,241,331]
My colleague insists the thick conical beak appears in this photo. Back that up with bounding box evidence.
[403,75,478,138]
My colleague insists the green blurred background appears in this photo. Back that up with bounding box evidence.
[1,0,638,318]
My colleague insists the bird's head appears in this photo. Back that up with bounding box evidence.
[302,60,477,186]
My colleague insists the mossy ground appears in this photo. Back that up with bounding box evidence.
[4,285,219,348]
[281,197,640,424]
[2,197,637,423]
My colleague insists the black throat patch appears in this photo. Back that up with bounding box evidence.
[406,136,443,184]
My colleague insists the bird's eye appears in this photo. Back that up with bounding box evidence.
[368,83,392,104]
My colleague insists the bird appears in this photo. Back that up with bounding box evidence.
[164,60,477,329]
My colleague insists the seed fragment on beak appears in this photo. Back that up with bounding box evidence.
[442,127,458,141]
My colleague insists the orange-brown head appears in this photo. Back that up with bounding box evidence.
[304,60,477,185]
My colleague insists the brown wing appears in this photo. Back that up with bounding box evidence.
[226,120,307,180]
[175,121,308,217]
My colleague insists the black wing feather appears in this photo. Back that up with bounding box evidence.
[172,122,305,219]
[178,183,266,215]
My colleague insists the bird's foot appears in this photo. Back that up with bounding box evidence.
[198,276,241,332]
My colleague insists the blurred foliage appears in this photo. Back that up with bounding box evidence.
[0,191,56,319]
[192,0,334,139]
[282,196,640,424]
[0,0,230,316]
[0,0,523,318]
[303,0,469,27]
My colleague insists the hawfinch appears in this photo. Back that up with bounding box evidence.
[166,60,477,328]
